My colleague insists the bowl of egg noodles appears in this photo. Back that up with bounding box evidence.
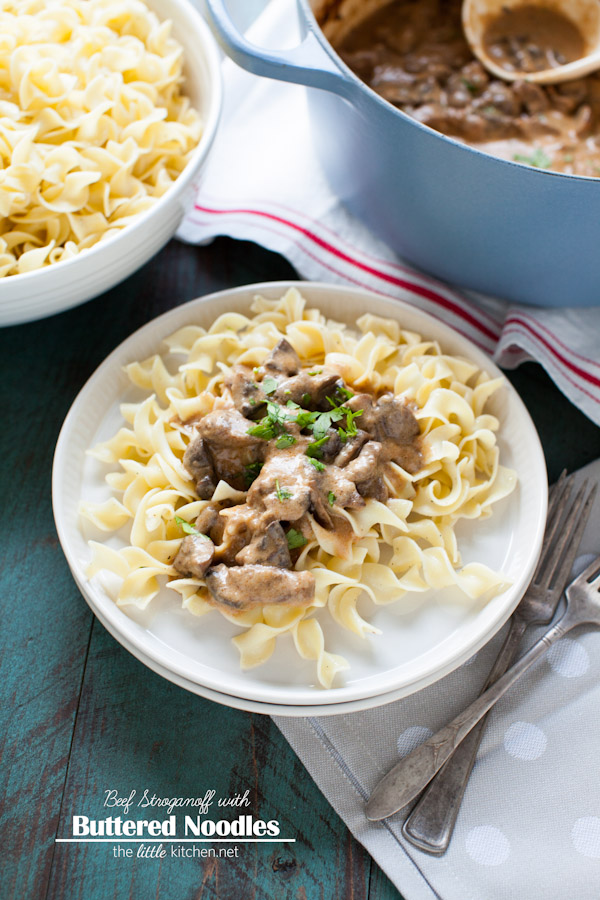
[0,0,222,326]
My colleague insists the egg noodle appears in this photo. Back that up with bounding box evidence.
[80,289,517,688]
[0,0,202,276]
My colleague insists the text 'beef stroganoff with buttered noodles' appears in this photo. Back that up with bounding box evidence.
[80,290,516,688]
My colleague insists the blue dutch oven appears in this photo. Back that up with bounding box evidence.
[205,0,600,307]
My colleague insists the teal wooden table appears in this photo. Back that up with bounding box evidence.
[3,237,600,900]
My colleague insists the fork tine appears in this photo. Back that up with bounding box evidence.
[540,481,597,591]
[540,471,572,555]
[530,473,573,585]
[573,546,600,587]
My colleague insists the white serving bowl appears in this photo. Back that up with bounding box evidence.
[53,282,548,713]
[0,0,222,327]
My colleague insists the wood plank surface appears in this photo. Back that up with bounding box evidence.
[2,236,599,900]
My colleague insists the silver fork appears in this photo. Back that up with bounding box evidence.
[402,473,595,854]
[366,488,599,823]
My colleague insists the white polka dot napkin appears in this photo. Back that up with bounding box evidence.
[274,459,600,900]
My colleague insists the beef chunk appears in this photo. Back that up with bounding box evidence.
[357,476,389,503]
[274,368,342,409]
[333,430,370,467]
[224,365,266,418]
[247,452,317,522]
[263,338,301,376]
[374,395,420,443]
[183,436,217,499]
[173,534,215,578]
[235,521,291,568]
[205,564,315,610]
[344,441,383,484]
[198,409,265,489]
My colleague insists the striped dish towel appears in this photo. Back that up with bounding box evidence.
[180,0,600,425]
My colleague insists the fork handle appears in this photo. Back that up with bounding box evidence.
[366,615,573,821]
[402,616,528,854]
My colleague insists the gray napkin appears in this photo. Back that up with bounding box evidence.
[275,459,600,900]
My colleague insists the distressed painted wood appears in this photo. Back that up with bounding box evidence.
[1,235,599,900]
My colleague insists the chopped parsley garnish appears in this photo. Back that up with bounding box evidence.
[247,420,277,440]
[275,479,292,501]
[247,400,292,440]
[338,427,348,443]
[328,491,336,507]
[306,435,330,458]
[276,434,296,449]
[513,148,551,169]
[344,407,362,436]
[262,375,279,395]
[301,392,312,405]
[174,515,208,538]
[243,461,263,487]
[249,398,256,406]
[308,369,323,376]
[286,529,307,550]
[307,457,326,472]
[332,385,353,402]
[461,77,477,94]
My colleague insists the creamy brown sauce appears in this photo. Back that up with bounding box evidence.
[173,338,423,612]
[483,6,585,74]
[333,0,600,176]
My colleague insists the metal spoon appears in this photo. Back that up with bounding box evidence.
[463,0,600,84]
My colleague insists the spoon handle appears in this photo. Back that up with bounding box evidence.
[366,615,572,821]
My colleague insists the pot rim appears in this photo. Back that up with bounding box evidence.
[299,0,600,183]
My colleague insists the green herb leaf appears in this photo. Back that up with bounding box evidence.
[174,515,208,538]
[286,399,301,409]
[262,375,279,395]
[328,491,336,507]
[513,148,551,169]
[301,392,312,405]
[276,434,296,449]
[308,369,323,376]
[247,420,277,440]
[345,407,363,436]
[338,427,348,443]
[306,435,330,458]
[294,408,319,429]
[244,461,263,487]
[286,528,307,550]
[461,76,477,94]
[275,479,293,501]
[307,457,326,472]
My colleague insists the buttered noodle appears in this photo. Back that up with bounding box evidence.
[80,290,516,688]
[0,0,202,276]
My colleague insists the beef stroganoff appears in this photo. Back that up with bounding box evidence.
[80,289,516,688]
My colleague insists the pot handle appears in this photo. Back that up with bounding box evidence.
[204,0,353,98]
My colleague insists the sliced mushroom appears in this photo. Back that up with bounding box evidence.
[263,338,301,376]
[224,364,266,419]
[235,521,292,568]
[183,436,217,499]
[205,564,315,610]
[173,534,215,578]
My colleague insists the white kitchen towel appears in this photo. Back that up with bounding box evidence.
[180,0,600,425]
[275,459,600,900]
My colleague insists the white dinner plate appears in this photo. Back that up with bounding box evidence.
[53,281,547,709]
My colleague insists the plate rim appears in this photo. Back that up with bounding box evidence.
[53,280,548,706]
